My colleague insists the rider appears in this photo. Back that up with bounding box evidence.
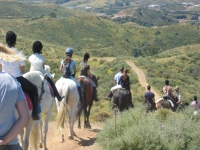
[28,41,63,101]
[59,47,83,103]
[191,96,200,109]
[172,86,182,106]
[79,52,99,102]
[104,66,124,100]
[118,69,134,107]
[162,79,177,108]
[0,31,40,120]
[144,85,156,111]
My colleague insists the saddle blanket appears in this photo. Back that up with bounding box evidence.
[24,92,41,113]
[156,98,174,108]
[111,85,126,93]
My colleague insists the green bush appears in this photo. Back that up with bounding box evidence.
[97,107,200,150]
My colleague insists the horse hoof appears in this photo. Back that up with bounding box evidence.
[68,136,74,140]
[78,125,81,129]
[42,148,48,150]
[39,143,43,148]
[60,139,65,143]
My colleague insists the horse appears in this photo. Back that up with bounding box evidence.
[22,71,54,150]
[143,100,156,112]
[156,97,177,112]
[55,77,79,141]
[76,75,100,129]
[112,88,131,112]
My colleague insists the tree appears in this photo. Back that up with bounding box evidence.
[49,12,57,18]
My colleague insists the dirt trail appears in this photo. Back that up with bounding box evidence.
[126,61,160,100]
[46,122,102,150]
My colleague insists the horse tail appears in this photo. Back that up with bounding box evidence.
[56,86,68,134]
[29,120,40,149]
[76,79,86,118]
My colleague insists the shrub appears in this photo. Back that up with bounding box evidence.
[97,107,200,150]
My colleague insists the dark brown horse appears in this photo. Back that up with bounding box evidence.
[76,75,99,129]
[112,88,132,112]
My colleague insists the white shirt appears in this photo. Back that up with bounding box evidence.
[29,53,45,74]
[114,72,122,85]
[0,47,25,77]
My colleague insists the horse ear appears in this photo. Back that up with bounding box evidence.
[51,73,55,79]
[97,77,100,81]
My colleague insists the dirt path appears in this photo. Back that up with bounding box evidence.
[46,122,102,150]
[126,61,160,100]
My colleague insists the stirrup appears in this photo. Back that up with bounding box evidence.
[32,115,40,120]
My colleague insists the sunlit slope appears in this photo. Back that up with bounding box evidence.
[134,44,200,101]
[6,15,200,56]
[0,1,76,18]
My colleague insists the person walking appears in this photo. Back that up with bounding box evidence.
[0,45,29,150]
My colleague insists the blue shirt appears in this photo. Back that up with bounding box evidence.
[0,72,25,145]
[144,91,155,103]
[114,72,122,85]
[61,59,76,78]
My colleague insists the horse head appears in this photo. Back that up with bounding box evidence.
[91,74,100,87]
[44,65,55,79]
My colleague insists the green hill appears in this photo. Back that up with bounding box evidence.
[133,44,200,102]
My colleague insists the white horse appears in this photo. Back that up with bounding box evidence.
[55,77,79,142]
[22,71,54,150]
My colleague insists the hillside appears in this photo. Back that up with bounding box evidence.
[133,44,200,102]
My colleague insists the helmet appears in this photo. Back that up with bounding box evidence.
[84,52,90,61]
[65,47,73,55]
[32,41,43,54]
[6,31,17,46]
[175,86,179,91]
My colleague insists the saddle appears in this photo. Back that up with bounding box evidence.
[23,92,41,113]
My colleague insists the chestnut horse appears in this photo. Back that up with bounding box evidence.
[156,97,177,112]
[76,75,99,129]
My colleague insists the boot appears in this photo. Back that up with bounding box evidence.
[104,91,113,101]
[78,87,84,103]
[47,77,64,101]
[92,87,99,102]
[31,96,40,120]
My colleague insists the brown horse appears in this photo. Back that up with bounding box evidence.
[76,75,99,129]
[156,97,177,111]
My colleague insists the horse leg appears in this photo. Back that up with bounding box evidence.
[84,106,88,128]
[39,119,44,149]
[86,105,92,129]
[23,119,33,150]
[68,110,75,140]
[77,104,82,129]
[42,111,51,150]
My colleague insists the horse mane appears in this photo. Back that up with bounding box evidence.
[0,44,26,61]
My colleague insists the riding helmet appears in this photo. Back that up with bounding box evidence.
[6,31,17,46]
[65,47,73,55]
[84,52,90,60]
[175,86,179,91]
[32,41,43,54]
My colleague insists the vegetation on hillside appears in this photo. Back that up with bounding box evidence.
[134,44,200,102]
[97,107,200,150]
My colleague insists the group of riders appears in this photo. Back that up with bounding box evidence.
[0,30,99,122]
[144,79,182,111]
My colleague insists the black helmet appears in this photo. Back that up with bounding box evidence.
[6,31,17,47]
[32,41,43,54]
[84,52,90,61]
[65,47,73,55]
